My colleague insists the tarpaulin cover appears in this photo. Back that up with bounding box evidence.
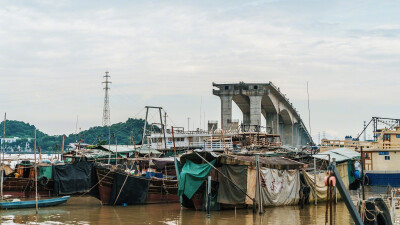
[348,161,356,185]
[302,161,349,202]
[109,173,150,205]
[53,161,93,195]
[151,158,175,170]
[178,159,216,199]
[38,166,52,179]
[1,165,14,176]
[217,165,247,204]
[246,168,300,206]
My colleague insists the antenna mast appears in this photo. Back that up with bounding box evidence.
[102,71,112,126]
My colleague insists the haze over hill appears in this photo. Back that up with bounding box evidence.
[0,118,148,153]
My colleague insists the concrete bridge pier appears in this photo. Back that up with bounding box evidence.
[220,95,233,130]
[249,96,262,130]
[265,113,279,134]
[243,113,250,126]
[282,123,293,146]
[293,123,301,148]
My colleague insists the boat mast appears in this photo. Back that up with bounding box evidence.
[1,113,5,200]
[159,108,167,149]
[140,107,149,155]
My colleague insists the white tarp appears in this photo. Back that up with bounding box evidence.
[246,167,300,206]
[302,161,349,202]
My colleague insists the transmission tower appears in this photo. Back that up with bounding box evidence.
[102,71,111,126]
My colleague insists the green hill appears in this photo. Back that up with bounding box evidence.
[0,118,153,152]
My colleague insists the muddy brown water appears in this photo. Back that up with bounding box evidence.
[0,187,389,225]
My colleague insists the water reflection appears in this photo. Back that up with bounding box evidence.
[0,196,355,224]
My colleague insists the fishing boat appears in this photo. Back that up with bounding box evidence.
[0,196,70,209]
[94,160,180,205]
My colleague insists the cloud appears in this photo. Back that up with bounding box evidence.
[0,0,399,138]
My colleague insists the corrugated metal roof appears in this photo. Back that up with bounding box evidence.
[99,145,162,155]
[100,145,136,153]
[136,146,162,155]
[313,148,360,162]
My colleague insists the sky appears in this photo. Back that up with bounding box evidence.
[1,0,400,143]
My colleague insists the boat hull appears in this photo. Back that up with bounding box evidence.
[2,177,53,197]
[95,166,179,205]
[366,171,400,186]
[0,196,70,209]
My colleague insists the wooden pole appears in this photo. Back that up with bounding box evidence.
[1,113,5,200]
[140,107,149,155]
[207,175,211,218]
[34,129,38,214]
[38,146,42,162]
[314,156,317,205]
[61,135,65,160]
[361,146,365,200]
[159,108,167,150]
[171,126,177,157]
[256,155,263,214]
[115,137,118,165]
[132,136,137,151]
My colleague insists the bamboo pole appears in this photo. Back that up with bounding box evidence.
[34,129,38,214]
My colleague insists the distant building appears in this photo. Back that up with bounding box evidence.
[1,137,21,144]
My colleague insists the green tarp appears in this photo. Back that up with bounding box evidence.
[348,160,356,185]
[178,159,216,199]
[38,166,52,179]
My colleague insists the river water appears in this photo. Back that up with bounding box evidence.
[0,187,389,225]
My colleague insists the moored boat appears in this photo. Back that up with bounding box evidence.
[95,162,180,205]
[0,196,70,209]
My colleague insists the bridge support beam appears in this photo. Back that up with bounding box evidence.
[249,96,262,131]
[220,95,232,130]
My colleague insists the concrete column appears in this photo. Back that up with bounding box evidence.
[277,112,280,136]
[243,113,250,125]
[249,96,262,129]
[282,123,293,146]
[266,113,278,134]
[220,95,232,130]
[293,123,301,148]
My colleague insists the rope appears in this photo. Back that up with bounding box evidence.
[113,163,136,205]
[325,176,335,225]
[359,200,377,222]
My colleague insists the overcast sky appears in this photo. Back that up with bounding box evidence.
[1,0,400,142]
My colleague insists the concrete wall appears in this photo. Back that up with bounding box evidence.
[370,151,400,171]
